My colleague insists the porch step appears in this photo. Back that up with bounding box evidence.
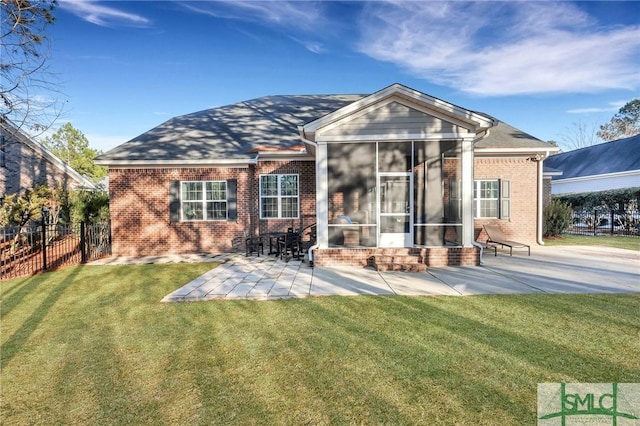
[371,255,426,272]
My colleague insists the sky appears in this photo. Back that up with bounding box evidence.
[39,0,640,152]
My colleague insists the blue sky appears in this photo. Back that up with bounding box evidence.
[46,1,640,152]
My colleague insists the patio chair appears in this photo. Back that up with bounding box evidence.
[278,229,300,262]
[483,224,530,256]
[297,224,317,258]
[244,231,264,257]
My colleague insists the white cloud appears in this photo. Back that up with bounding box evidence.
[59,0,151,27]
[567,100,630,114]
[183,1,327,53]
[183,1,324,31]
[356,1,640,96]
[290,37,326,54]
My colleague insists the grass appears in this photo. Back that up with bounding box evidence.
[2,264,639,425]
[544,233,640,251]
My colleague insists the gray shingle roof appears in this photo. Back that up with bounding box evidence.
[476,121,553,149]
[544,134,640,179]
[98,95,363,163]
[97,92,556,164]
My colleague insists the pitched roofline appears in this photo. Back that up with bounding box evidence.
[552,169,639,183]
[474,147,559,157]
[301,83,497,140]
[1,118,97,190]
[96,158,258,168]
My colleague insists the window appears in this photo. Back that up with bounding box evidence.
[180,181,227,221]
[474,180,499,218]
[473,179,510,219]
[260,174,299,219]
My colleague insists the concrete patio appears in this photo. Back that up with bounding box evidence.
[147,245,640,302]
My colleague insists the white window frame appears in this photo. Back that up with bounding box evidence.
[473,179,499,218]
[259,174,299,219]
[180,181,228,221]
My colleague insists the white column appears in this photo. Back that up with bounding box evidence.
[461,137,474,246]
[316,142,329,248]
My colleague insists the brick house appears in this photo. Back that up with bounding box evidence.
[0,119,96,198]
[97,84,558,266]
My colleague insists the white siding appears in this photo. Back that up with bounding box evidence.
[323,101,462,138]
[551,171,640,194]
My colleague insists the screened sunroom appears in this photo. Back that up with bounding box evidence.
[301,84,495,252]
[326,140,462,248]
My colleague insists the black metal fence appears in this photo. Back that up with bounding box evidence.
[568,207,640,237]
[0,220,111,280]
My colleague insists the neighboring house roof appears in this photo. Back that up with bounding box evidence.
[543,165,563,177]
[97,84,557,166]
[1,119,96,191]
[545,134,640,179]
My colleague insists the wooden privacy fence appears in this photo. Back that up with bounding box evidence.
[0,221,111,280]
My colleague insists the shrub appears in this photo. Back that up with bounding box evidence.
[544,199,573,237]
[70,189,109,223]
[0,184,52,228]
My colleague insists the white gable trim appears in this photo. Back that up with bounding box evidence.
[301,83,495,141]
[315,133,470,143]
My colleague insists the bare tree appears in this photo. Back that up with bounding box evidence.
[1,0,61,133]
[559,120,603,151]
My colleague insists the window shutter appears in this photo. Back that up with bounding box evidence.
[169,180,180,222]
[499,179,511,220]
[227,179,237,221]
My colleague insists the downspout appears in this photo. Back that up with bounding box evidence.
[537,151,550,246]
[299,127,320,267]
[471,240,484,265]
[469,127,494,266]
[307,243,319,267]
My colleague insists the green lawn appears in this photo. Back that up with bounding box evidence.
[544,233,640,251]
[2,264,639,425]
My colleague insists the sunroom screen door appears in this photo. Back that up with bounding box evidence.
[378,173,413,247]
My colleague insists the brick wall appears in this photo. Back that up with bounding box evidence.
[474,157,538,244]
[109,160,316,256]
[108,157,538,258]
[253,160,316,235]
[313,247,479,267]
[109,167,250,256]
[0,135,81,196]
[543,177,553,208]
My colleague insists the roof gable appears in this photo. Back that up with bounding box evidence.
[301,83,495,142]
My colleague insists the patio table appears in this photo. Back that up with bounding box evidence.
[261,232,287,256]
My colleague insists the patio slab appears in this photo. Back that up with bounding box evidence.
[427,266,544,295]
[310,266,394,296]
[482,246,640,294]
[148,245,639,302]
